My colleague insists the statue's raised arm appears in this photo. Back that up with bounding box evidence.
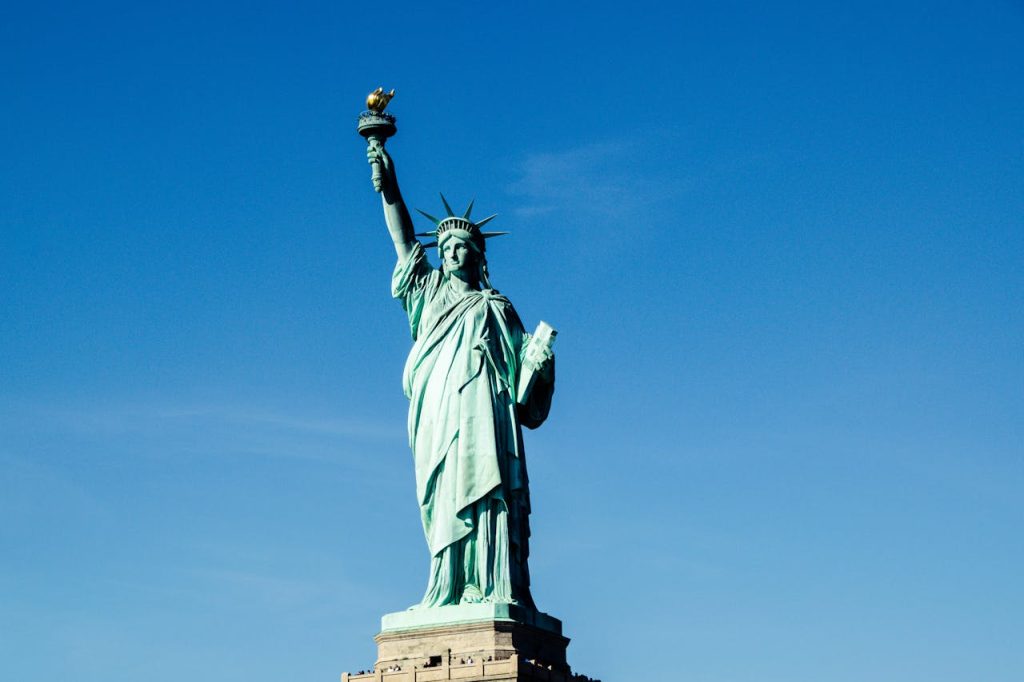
[366,141,416,263]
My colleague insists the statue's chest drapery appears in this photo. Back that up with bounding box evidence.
[403,283,521,401]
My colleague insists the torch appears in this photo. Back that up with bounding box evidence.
[357,87,397,192]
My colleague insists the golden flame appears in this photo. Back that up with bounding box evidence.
[366,87,395,113]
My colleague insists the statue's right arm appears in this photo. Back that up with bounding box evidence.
[368,141,416,262]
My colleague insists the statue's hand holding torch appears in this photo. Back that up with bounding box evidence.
[365,139,394,194]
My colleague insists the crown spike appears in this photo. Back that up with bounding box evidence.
[439,193,456,217]
[474,214,498,228]
[415,209,441,226]
[463,199,475,220]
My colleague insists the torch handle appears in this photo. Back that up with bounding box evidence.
[367,134,385,193]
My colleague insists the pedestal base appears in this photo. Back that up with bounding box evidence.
[340,610,600,682]
[341,653,593,682]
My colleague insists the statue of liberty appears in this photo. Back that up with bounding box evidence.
[364,133,556,611]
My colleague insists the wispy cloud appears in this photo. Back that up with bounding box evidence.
[125,404,398,442]
[0,400,405,465]
[508,140,693,226]
[184,567,329,608]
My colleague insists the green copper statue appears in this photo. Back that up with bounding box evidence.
[360,91,556,610]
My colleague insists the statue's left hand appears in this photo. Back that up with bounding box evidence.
[523,343,554,382]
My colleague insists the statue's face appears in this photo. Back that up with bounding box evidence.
[441,236,478,277]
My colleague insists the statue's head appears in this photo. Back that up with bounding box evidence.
[440,232,483,283]
[416,196,507,287]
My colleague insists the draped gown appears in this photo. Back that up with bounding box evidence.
[392,243,554,609]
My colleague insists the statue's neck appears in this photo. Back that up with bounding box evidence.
[446,272,480,294]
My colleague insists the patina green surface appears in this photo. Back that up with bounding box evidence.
[380,603,562,634]
[362,105,556,613]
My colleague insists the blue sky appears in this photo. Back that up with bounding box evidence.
[2,2,1022,681]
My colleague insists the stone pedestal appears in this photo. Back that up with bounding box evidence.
[340,605,599,682]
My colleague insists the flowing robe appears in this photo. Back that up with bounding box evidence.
[392,243,553,608]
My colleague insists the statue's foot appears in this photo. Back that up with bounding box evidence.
[460,585,483,604]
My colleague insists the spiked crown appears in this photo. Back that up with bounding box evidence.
[415,195,507,251]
